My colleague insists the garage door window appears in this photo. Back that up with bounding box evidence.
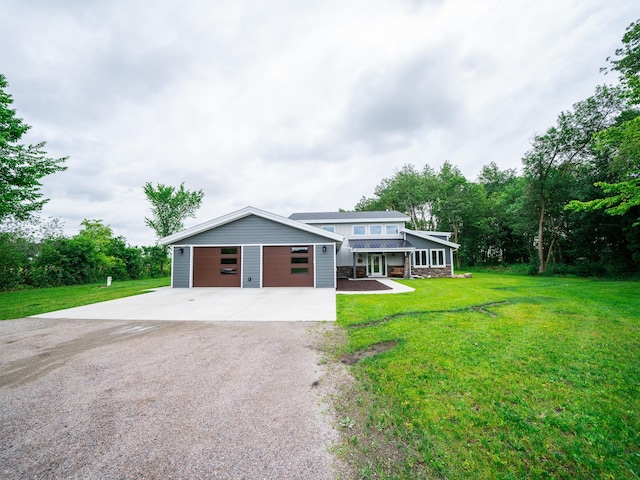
[291,268,309,274]
[291,247,309,253]
[291,257,308,264]
[221,248,238,254]
[221,268,237,275]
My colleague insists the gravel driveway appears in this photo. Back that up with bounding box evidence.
[0,318,346,479]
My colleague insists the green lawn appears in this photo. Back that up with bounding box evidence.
[0,277,171,320]
[333,273,640,479]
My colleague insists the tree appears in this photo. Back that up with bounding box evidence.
[143,182,204,240]
[567,20,640,227]
[522,85,623,273]
[0,74,67,221]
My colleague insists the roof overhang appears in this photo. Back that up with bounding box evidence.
[403,228,460,249]
[349,239,415,253]
[159,206,345,248]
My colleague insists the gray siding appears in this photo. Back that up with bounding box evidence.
[172,246,191,287]
[315,244,335,288]
[406,234,454,264]
[181,215,333,245]
[242,245,261,288]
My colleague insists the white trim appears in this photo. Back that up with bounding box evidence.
[430,249,446,268]
[170,247,175,287]
[159,206,345,245]
[385,224,400,235]
[403,228,460,249]
[189,246,193,288]
[413,249,429,267]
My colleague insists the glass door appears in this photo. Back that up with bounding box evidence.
[368,254,385,277]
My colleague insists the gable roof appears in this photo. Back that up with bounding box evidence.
[403,228,460,249]
[159,206,345,246]
[289,210,410,223]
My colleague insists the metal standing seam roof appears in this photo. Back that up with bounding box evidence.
[349,239,415,251]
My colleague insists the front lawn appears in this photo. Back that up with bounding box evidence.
[0,277,171,320]
[333,273,640,479]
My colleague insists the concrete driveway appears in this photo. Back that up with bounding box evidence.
[31,287,336,322]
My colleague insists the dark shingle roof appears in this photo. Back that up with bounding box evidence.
[289,211,409,222]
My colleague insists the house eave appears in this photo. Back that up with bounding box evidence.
[159,206,345,247]
[402,228,461,249]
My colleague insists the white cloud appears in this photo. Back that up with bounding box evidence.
[1,0,636,245]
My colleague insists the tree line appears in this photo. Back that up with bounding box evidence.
[1,70,205,291]
[355,20,640,276]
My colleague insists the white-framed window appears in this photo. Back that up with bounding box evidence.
[385,224,399,235]
[353,225,366,236]
[321,225,335,233]
[369,225,382,235]
[413,250,428,266]
[431,249,445,267]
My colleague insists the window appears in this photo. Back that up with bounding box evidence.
[413,250,428,266]
[321,226,335,232]
[369,225,382,235]
[291,257,309,264]
[291,268,309,274]
[385,225,399,234]
[353,225,366,235]
[291,247,309,254]
[221,248,238,255]
[431,249,445,267]
[220,268,237,275]
[221,258,237,265]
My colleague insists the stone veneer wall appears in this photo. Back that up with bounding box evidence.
[411,266,453,278]
[337,266,367,278]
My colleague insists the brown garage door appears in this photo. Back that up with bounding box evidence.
[193,247,241,287]
[263,246,314,287]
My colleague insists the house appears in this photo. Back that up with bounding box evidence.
[289,211,460,279]
[159,206,459,288]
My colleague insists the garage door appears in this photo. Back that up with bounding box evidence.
[263,246,314,287]
[193,247,241,287]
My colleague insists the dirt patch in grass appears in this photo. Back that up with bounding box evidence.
[340,340,398,365]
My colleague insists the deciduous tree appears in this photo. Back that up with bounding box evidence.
[143,182,205,241]
[0,74,67,221]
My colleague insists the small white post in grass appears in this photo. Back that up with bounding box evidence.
[106,276,112,287]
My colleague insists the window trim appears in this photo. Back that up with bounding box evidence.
[430,249,446,267]
[413,249,429,267]
[353,225,366,236]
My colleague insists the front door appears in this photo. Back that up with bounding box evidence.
[368,254,385,277]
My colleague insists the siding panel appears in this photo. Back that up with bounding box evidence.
[172,246,191,288]
[242,245,261,288]
[181,215,332,245]
[315,244,335,288]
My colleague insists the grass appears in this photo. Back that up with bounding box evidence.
[0,277,171,320]
[332,272,640,479]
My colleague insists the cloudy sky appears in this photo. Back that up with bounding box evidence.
[1,0,637,246]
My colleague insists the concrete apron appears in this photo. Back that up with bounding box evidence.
[30,287,337,322]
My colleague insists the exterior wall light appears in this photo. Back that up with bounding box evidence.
[322,245,327,253]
